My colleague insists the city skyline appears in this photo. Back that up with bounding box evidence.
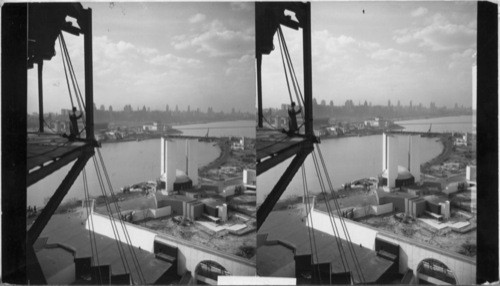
[261,1,476,109]
[27,2,255,114]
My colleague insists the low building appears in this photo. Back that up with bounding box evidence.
[466,165,476,184]
[143,122,159,132]
[364,117,392,128]
[231,137,245,150]
[243,169,256,190]
[405,197,426,218]
[470,186,477,214]
[156,194,204,220]
[379,191,417,213]
[216,204,228,222]
[454,138,467,146]
[453,133,468,146]
[200,198,226,218]
[184,201,204,220]
[423,195,449,216]
[158,195,195,216]
[439,201,451,219]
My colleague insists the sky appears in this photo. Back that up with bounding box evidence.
[27,2,255,114]
[261,1,477,109]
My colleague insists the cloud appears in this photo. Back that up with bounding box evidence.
[312,30,381,71]
[230,2,252,11]
[94,36,160,62]
[393,13,476,51]
[172,20,253,57]
[411,7,428,17]
[371,48,425,64]
[147,54,201,69]
[80,35,208,102]
[225,54,253,76]
[189,13,206,24]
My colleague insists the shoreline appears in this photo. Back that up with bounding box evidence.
[199,139,230,175]
[421,135,452,174]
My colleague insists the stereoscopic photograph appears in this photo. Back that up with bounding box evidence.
[1,1,498,285]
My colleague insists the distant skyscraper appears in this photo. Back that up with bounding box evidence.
[430,102,436,110]
[388,100,391,107]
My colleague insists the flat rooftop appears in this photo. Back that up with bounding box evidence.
[36,209,172,284]
[258,209,395,284]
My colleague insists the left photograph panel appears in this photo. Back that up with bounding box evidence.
[12,2,256,284]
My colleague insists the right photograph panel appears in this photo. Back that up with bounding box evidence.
[255,2,477,285]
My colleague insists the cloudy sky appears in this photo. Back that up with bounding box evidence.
[261,1,476,109]
[27,2,255,114]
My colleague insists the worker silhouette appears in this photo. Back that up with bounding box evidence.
[68,107,82,141]
[285,101,302,136]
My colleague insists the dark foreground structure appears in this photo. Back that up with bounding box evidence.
[258,209,399,284]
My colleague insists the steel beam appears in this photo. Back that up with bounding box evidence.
[257,145,313,230]
[38,61,44,133]
[27,145,89,187]
[302,2,313,137]
[257,140,313,176]
[27,150,93,245]
[83,8,94,140]
[256,53,263,128]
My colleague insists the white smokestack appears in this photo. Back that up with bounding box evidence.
[387,135,398,188]
[165,139,177,191]
[161,137,165,177]
[383,133,388,171]
[187,140,199,186]
[410,135,421,183]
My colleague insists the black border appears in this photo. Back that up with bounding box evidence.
[476,1,499,283]
[2,3,28,284]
